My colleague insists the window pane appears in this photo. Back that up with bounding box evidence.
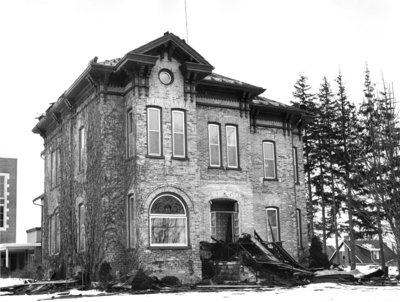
[263,142,274,159]
[148,109,160,131]
[209,125,219,145]
[0,176,4,197]
[174,133,184,157]
[228,147,238,167]
[210,145,220,166]
[151,218,187,244]
[267,210,277,227]
[264,159,275,178]
[149,131,160,155]
[173,111,184,133]
[151,195,185,214]
[226,126,237,146]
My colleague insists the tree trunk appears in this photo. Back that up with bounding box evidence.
[330,160,340,266]
[320,165,327,254]
[346,171,356,270]
[306,148,314,238]
[375,206,386,275]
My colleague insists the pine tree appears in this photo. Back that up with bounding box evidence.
[333,71,358,268]
[292,74,318,238]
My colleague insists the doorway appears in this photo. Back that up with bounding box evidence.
[210,199,239,243]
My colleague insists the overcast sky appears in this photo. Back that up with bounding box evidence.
[0,0,399,242]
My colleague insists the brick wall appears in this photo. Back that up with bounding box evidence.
[39,54,308,282]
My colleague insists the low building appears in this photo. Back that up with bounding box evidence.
[32,32,310,282]
[329,239,397,266]
[0,228,42,274]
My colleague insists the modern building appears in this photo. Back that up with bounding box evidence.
[32,32,309,282]
[0,157,17,244]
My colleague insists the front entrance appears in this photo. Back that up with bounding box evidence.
[210,199,239,243]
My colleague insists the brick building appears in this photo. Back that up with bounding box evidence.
[0,157,17,244]
[32,33,309,282]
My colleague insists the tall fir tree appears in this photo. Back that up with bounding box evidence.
[292,74,318,238]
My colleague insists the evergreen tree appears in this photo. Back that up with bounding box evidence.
[292,74,318,238]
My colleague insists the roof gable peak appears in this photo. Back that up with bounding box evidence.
[129,32,213,68]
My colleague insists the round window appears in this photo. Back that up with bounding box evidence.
[158,69,173,85]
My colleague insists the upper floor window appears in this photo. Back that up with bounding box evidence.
[172,110,186,158]
[263,141,276,179]
[266,207,280,242]
[147,107,162,156]
[126,109,134,158]
[78,203,85,251]
[127,194,136,248]
[226,125,239,168]
[78,127,85,171]
[208,124,221,167]
[0,174,7,229]
[296,208,302,248]
[50,149,60,188]
[293,147,299,184]
[149,194,188,247]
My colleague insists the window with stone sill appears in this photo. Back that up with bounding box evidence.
[226,125,239,169]
[147,107,162,157]
[266,207,280,242]
[127,194,136,249]
[208,123,221,167]
[50,148,61,188]
[293,146,299,184]
[149,194,188,247]
[296,208,302,248]
[78,203,85,252]
[78,127,85,171]
[172,110,186,159]
[126,109,134,158]
[263,141,277,179]
[49,210,60,255]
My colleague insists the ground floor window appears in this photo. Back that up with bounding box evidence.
[210,199,239,243]
[149,194,188,247]
[266,207,280,242]
[296,208,302,248]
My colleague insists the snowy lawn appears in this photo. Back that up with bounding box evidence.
[1,281,400,302]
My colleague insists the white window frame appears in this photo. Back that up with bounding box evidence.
[226,125,239,168]
[127,194,136,248]
[263,141,276,179]
[0,174,8,230]
[293,146,299,184]
[147,107,162,156]
[172,110,186,158]
[149,194,188,247]
[79,127,85,171]
[266,207,280,242]
[126,109,134,158]
[208,124,221,167]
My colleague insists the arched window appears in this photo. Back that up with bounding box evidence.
[149,194,188,247]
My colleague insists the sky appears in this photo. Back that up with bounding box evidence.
[0,0,399,242]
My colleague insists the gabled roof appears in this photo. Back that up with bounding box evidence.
[343,239,397,264]
[130,32,213,67]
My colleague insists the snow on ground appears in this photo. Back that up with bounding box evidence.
[1,282,400,302]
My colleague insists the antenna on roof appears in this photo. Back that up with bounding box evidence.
[185,0,189,43]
